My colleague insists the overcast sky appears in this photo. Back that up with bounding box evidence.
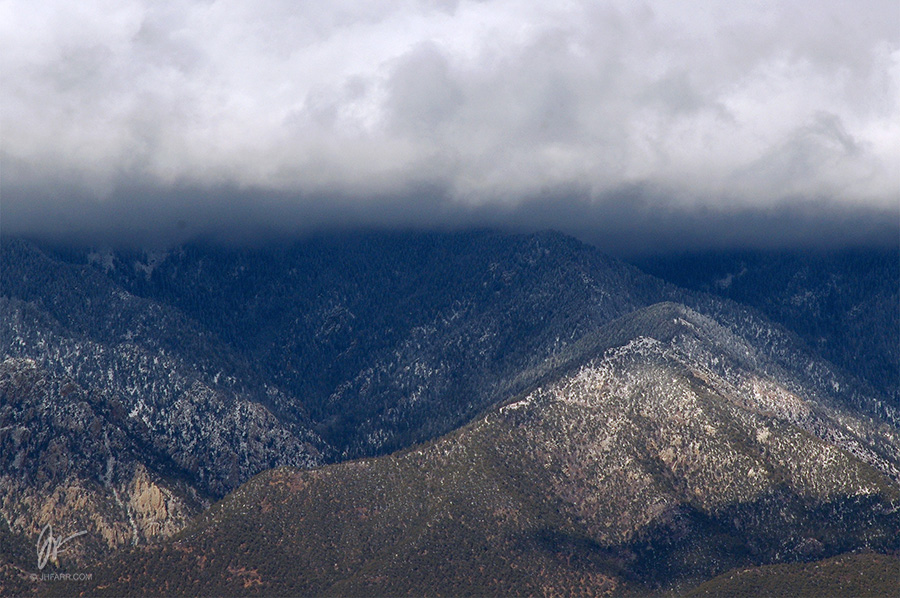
[2,0,898,251]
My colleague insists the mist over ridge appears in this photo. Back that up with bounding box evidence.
[2,1,897,254]
[2,183,897,256]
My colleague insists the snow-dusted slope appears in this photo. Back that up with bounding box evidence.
[1,232,896,594]
[74,303,900,597]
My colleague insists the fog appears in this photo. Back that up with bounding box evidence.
[2,1,897,253]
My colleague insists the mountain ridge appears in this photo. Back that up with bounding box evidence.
[635,248,900,405]
[62,299,899,596]
[2,230,897,596]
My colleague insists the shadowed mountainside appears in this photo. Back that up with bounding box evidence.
[59,303,900,597]
[634,248,900,406]
[2,231,897,596]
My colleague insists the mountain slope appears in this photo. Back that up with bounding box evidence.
[0,357,201,561]
[2,230,668,573]
[634,248,900,405]
[68,303,900,597]
[1,240,325,566]
[686,551,900,598]
[72,230,664,457]
[4,231,898,577]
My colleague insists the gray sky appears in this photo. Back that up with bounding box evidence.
[2,0,898,251]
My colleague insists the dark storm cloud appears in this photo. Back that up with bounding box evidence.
[1,1,898,249]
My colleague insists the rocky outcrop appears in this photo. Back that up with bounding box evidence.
[0,358,199,567]
[0,242,326,571]
[0,352,320,571]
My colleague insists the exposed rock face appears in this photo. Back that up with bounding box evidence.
[0,358,198,567]
[0,348,321,573]
[1,239,326,571]
[128,466,175,540]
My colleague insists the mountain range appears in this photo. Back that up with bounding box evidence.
[1,230,897,596]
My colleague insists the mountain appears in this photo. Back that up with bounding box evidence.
[63,303,900,597]
[633,248,900,406]
[1,238,327,571]
[0,357,202,563]
[2,230,668,572]
[2,230,897,596]
[69,231,665,457]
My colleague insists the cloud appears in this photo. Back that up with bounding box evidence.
[1,0,898,248]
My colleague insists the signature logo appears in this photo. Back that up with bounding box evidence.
[36,524,87,570]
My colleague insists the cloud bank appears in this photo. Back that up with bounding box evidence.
[2,0,898,250]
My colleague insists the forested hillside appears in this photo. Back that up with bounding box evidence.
[634,248,900,405]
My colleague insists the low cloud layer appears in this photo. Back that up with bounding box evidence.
[2,1,898,250]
